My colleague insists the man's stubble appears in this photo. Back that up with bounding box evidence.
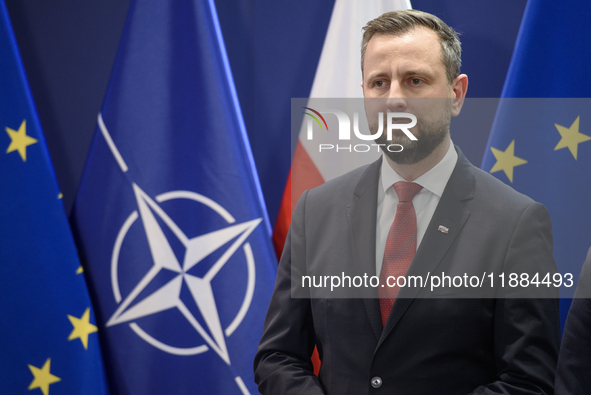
[369,100,452,165]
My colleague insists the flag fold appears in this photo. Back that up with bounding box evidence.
[0,1,109,393]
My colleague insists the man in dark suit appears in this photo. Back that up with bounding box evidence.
[254,10,560,394]
[555,247,591,394]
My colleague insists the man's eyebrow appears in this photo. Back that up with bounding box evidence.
[401,68,434,78]
[365,72,390,81]
[365,68,436,81]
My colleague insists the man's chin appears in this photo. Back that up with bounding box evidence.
[379,132,447,165]
[384,142,431,165]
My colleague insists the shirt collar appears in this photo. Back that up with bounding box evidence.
[380,140,458,198]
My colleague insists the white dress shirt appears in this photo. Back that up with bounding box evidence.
[375,141,458,276]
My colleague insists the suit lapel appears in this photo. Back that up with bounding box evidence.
[377,146,476,348]
[347,158,382,340]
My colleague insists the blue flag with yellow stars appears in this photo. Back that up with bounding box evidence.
[0,1,110,394]
[481,1,591,315]
[71,0,277,394]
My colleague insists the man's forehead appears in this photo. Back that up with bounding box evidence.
[363,28,443,73]
[367,28,441,54]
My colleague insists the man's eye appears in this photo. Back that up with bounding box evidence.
[375,81,384,88]
[410,78,422,85]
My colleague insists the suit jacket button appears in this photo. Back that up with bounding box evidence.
[371,376,383,388]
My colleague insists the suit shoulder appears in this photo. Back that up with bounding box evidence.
[472,166,537,209]
[306,161,377,202]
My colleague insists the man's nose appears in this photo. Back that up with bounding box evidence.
[386,83,407,112]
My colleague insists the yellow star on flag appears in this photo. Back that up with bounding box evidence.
[489,140,528,183]
[5,120,37,161]
[28,358,61,395]
[67,308,98,349]
[554,116,591,160]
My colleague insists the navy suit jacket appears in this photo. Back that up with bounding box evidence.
[555,247,591,394]
[255,147,560,394]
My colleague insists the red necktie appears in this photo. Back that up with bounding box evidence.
[378,181,423,327]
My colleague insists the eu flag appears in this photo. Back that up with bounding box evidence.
[0,1,109,394]
[481,1,591,303]
[71,0,278,394]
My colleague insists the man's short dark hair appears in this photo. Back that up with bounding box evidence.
[361,10,462,84]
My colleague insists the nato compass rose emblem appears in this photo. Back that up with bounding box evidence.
[98,114,258,394]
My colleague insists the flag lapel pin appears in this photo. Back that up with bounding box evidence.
[438,225,449,234]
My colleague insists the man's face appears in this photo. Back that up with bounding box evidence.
[361,28,460,165]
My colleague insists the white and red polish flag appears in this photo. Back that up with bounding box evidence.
[273,0,412,255]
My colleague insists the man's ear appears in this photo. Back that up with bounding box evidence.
[450,74,468,116]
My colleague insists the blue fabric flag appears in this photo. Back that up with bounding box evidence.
[0,1,110,394]
[71,0,278,394]
[481,1,591,305]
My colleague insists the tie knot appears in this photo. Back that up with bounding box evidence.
[393,182,422,202]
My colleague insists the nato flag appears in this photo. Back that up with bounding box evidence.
[0,1,109,394]
[71,0,277,394]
